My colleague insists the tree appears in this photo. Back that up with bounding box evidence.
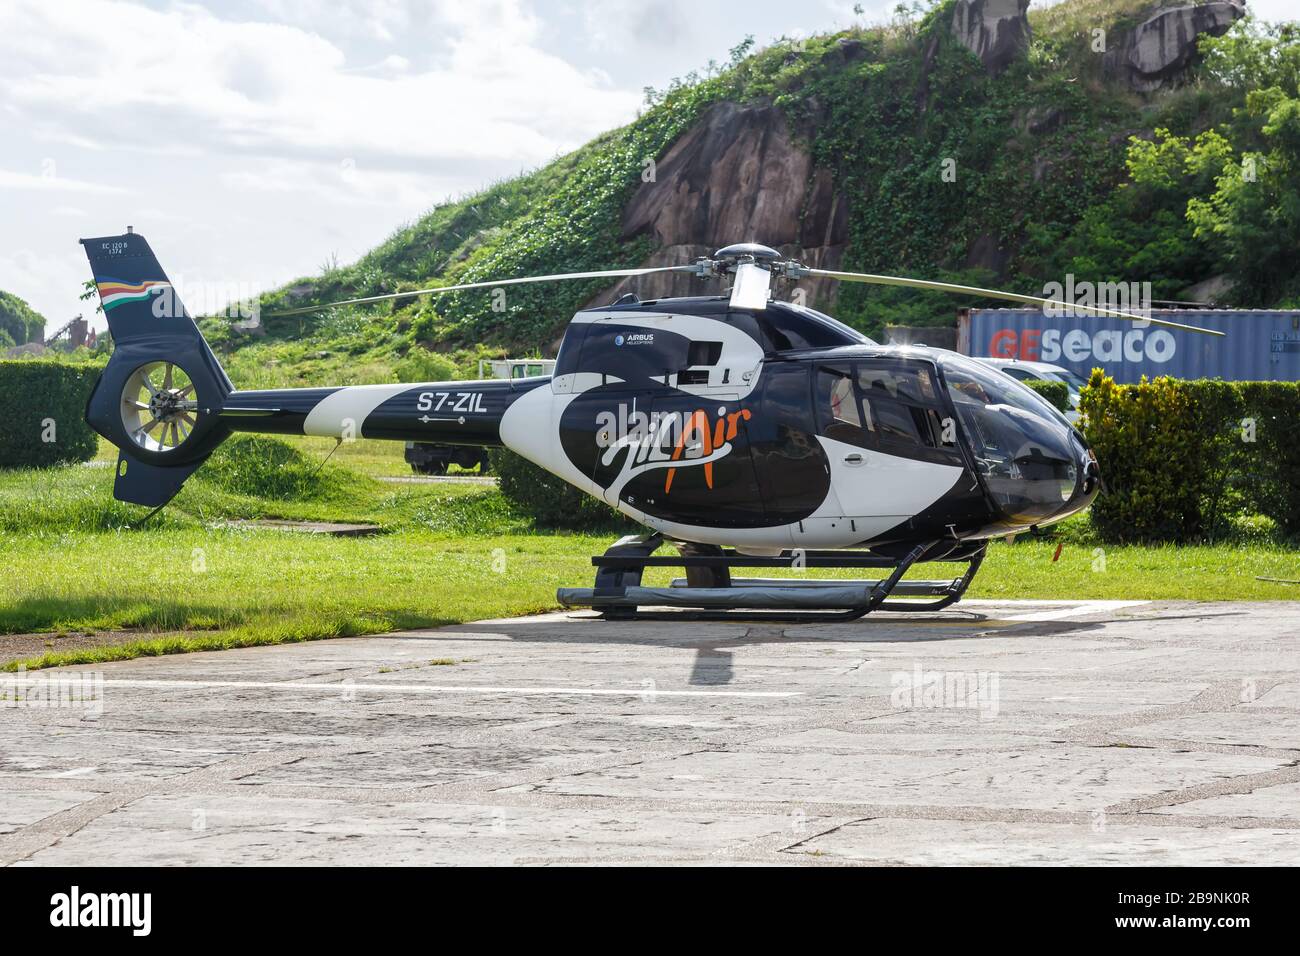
[0,290,46,345]
[1187,89,1300,304]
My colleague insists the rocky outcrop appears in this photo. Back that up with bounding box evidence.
[1106,2,1245,92]
[951,0,1031,75]
[584,101,848,309]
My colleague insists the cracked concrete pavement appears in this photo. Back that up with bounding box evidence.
[1,599,1298,865]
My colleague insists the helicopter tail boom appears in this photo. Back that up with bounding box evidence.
[217,377,527,446]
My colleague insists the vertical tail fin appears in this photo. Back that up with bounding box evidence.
[81,231,233,506]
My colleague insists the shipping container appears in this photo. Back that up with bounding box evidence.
[958,308,1300,383]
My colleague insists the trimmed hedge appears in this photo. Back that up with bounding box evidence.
[1024,378,1070,412]
[489,448,627,529]
[0,360,101,468]
[1080,371,1300,542]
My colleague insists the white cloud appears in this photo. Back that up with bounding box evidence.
[0,168,126,194]
[0,246,91,333]
[0,1,639,167]
[7,0,1294,334]
[0,0,651,329]
[219,157,439,208]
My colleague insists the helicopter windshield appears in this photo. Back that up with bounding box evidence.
[939,354,1082,526]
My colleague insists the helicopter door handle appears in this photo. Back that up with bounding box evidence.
[842,453,866,466]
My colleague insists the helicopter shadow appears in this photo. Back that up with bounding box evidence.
[434,611,1111,687]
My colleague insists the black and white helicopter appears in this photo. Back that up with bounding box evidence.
[81,232,1219,620]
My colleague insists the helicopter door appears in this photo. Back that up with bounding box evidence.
[813,361,966,539]
[608,392,767,530]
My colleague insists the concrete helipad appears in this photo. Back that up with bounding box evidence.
[2,599,1299,866]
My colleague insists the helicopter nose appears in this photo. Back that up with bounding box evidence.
[1057,436,1101,520]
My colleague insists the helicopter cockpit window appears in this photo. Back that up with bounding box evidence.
[939,354,1081,524]
[855,364,947,451]
[815,366,865,446]
[687,341,723,366]
[814,362,961,465]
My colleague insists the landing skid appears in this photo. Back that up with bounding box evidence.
[556,534,986,622]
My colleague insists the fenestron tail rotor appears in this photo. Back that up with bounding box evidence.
[120,361,200,454]
[269,241,1224,337]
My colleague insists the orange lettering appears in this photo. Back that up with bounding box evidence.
[665,409,713,494]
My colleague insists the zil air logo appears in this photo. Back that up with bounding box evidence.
[615,332,654,346]
[595,401,751,500]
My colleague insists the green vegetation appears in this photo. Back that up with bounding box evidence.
[0,290,45,346]
[490,448,627,530]
[2,432,1297,671]
[1054,18,1300,306]
[4,3,1298,671]
[1080,373,1300,542]
[0,360,101,468]
[201,435,371,502]
[0,527,605,670]
[193,2,1299,371]
[1024,378,1070,411]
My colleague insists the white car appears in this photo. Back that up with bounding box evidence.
[974,358,1087,425]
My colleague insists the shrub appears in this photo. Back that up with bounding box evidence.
[1237,381,1300,537]
[1080,371,1300,542]
[1023,378,1070,412]
[489,448,627,530]
[201,435,364,501]
[0,360,101,468]
[393,348,459,384]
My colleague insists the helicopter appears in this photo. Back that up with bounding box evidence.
[79,232,1220,620]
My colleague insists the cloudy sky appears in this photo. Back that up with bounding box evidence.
[0,0,1291,333]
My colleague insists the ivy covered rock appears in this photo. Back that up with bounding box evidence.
[1106,2,1245,92]
[951,0,1031,75]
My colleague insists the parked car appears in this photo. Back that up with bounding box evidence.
[974,358,1085,425]
[404,442,490,476]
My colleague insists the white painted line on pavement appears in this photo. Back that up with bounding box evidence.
[996,600,1149,622]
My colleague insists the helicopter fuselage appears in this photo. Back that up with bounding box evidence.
[220,295,1099,552]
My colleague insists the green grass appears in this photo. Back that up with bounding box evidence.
[2,444,1297,671]
[95,432,419,479]
[0,527,605,670]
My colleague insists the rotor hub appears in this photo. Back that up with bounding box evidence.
[712,242,782,265]
[120,361,200,454]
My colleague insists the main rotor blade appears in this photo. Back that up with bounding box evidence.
[269,265,700,317]
[804,268,1225,337]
